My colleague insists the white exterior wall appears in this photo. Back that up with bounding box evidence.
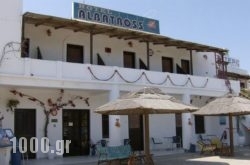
[190,95,240,147]
[94,35,147,68]
[150,45,190,72]
[0,1,244,158]
[0,87,109,158]
[149,114,175,138]
[193,52,217,77]
[0,86,180,158]
[0,0,22,59]
[25,24,191,72]
[26,23,223,78]
[25,25,90,62]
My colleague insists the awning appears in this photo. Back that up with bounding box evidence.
[23,12,228,54]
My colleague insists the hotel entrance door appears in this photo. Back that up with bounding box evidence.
[63,109,90,156]
[128,115,144,151]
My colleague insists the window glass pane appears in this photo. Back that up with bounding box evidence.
[181,60,190,74]
[67,44,84,63]
[123,51,135,68]
[162,57,173,73]
[195,116,205,134]
[102,115,109,138]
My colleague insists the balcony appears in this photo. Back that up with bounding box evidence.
[0,58,240,95]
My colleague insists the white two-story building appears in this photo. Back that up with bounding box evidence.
[0,0,242,159]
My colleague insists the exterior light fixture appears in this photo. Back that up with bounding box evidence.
[115,118,120,127]
[46,29,52,36]
[128,41,133,47]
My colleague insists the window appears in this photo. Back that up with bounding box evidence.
[162,57,173,73]
[123,51,135,68]
[195,116,205,134]
[102,115,109,138]
[181,60,190,74]
[67,44,84,63]
[240,82,245,89]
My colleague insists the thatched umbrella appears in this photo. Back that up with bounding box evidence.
[95,87,198,164]
[193,94,250,156]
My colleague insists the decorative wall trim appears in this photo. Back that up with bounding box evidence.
[87,67,209,88]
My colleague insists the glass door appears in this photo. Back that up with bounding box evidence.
[63,109,90,156]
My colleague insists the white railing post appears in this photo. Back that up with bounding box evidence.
[24,58,31,76]
[113,66,119,83]
[56,61,62,79]
[141,70,147,84]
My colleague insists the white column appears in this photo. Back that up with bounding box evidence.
[108,85,121,146]
[182,93,192,150]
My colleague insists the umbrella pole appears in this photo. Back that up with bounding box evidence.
[144,114,154,164]
[229,114,234,156]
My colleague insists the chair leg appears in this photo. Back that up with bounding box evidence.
[200,148,204,155]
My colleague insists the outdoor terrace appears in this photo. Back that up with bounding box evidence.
[25,146,250,165]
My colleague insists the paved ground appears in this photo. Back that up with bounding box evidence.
[154,151,250,165]
[26,147,250,165]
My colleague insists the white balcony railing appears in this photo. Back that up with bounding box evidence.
[0,58,240,94]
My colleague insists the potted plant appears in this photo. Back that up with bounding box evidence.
[6,99,19,112]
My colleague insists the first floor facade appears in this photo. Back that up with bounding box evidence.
[0,81,242,159]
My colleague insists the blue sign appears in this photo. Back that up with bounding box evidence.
[73,2,160,34]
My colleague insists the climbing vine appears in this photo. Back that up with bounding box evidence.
[10,89,89,138]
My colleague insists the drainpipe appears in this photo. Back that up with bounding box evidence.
[189,50,193,75]
[221,53,225,78]
[90,32,93,64]
[228,114,234,156]
[21,14,25,57]
[146,41,150,70]
[214,52,217,77]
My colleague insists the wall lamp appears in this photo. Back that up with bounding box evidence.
[128,41,133,47]
[115,118,121,127]
[46,29,52,36]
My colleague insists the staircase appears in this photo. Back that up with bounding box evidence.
[240,118,250,145]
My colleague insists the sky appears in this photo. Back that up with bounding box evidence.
[23,0,250,73]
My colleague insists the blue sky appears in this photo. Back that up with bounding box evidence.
[23,0,250,73]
